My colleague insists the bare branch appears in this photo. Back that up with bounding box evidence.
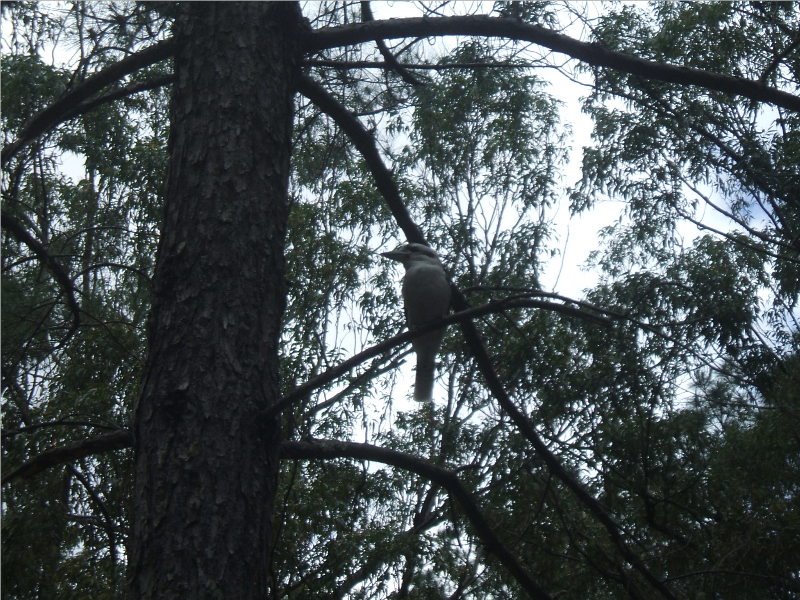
[2,430,133,485]
[760,33,800,83]
[297,74,426,244]
[360,2,425,87]
[306,58,545,70]
[299,74,677,599]
[2,419,122,439]
[5,14,797,171]
[305,15,800,113]
[272,296,612,418]
[1,295,612,487]
[61,74,174,123]
[1,38,176,166]
[282,437,553,600]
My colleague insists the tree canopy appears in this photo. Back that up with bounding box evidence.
[2,2,799,599]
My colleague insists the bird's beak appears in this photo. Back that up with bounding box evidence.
[380,250,407,262]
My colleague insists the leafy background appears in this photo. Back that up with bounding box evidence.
[2,2,798,598]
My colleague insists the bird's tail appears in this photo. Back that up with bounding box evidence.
[414,352,436,402]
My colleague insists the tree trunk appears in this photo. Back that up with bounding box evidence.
[128,4,303,599]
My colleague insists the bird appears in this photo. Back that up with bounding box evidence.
[381,243,451,402]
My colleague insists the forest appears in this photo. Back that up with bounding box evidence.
[2,2,799,599]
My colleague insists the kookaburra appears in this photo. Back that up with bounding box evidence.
[381,243,451,402]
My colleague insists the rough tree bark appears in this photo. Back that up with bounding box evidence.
[128,4,303,599]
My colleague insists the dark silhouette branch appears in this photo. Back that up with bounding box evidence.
[282,438,553,600]
[2,429,134,485]
[299,354,406,420]
[1,38,176,166]
[1,295,613,486]
[5,429,551,596]
[2,208,81,332]
[6,14,795,171]
[61,74,174,123]
[760,33,800,83]
[332,513,445,599]
[67,463,119,566]
[2,419,122,439]
[305,15,800,113]
[665,568,800,592]
[444,305,677,600]
[306,59,542,70]
[73,261,153,286]
[5,14,797,171]
[297,74,426,243]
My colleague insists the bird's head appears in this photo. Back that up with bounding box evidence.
[380,243,442,268]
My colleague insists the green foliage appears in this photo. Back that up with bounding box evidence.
[3,2,799,599]
[2,4,168,598]
[576,2,800,300]
[1,54,68,132]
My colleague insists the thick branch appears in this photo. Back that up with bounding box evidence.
[2,429,133,485]
[1,38,176,166]
[305,15,800,113]
[2,295,610,486]
[306,58,544,70]
[5,15,797,171]
[282,438,552,600]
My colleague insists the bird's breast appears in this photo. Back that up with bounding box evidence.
[402,264,451,327]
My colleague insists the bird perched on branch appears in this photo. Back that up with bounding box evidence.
[381,243,451,402]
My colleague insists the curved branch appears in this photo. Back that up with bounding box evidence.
[73,261,153,286]
[1,208,81,331]
[67,463,119,565]
[5,428,551,597]
[61,74,174,123]
[441,299,680,600]
[305,15,800,113]
[1,429,133,485]
[1,38,176,166]
[306,58,546,70]
[760,33,800,83]
[282,438,552,600]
